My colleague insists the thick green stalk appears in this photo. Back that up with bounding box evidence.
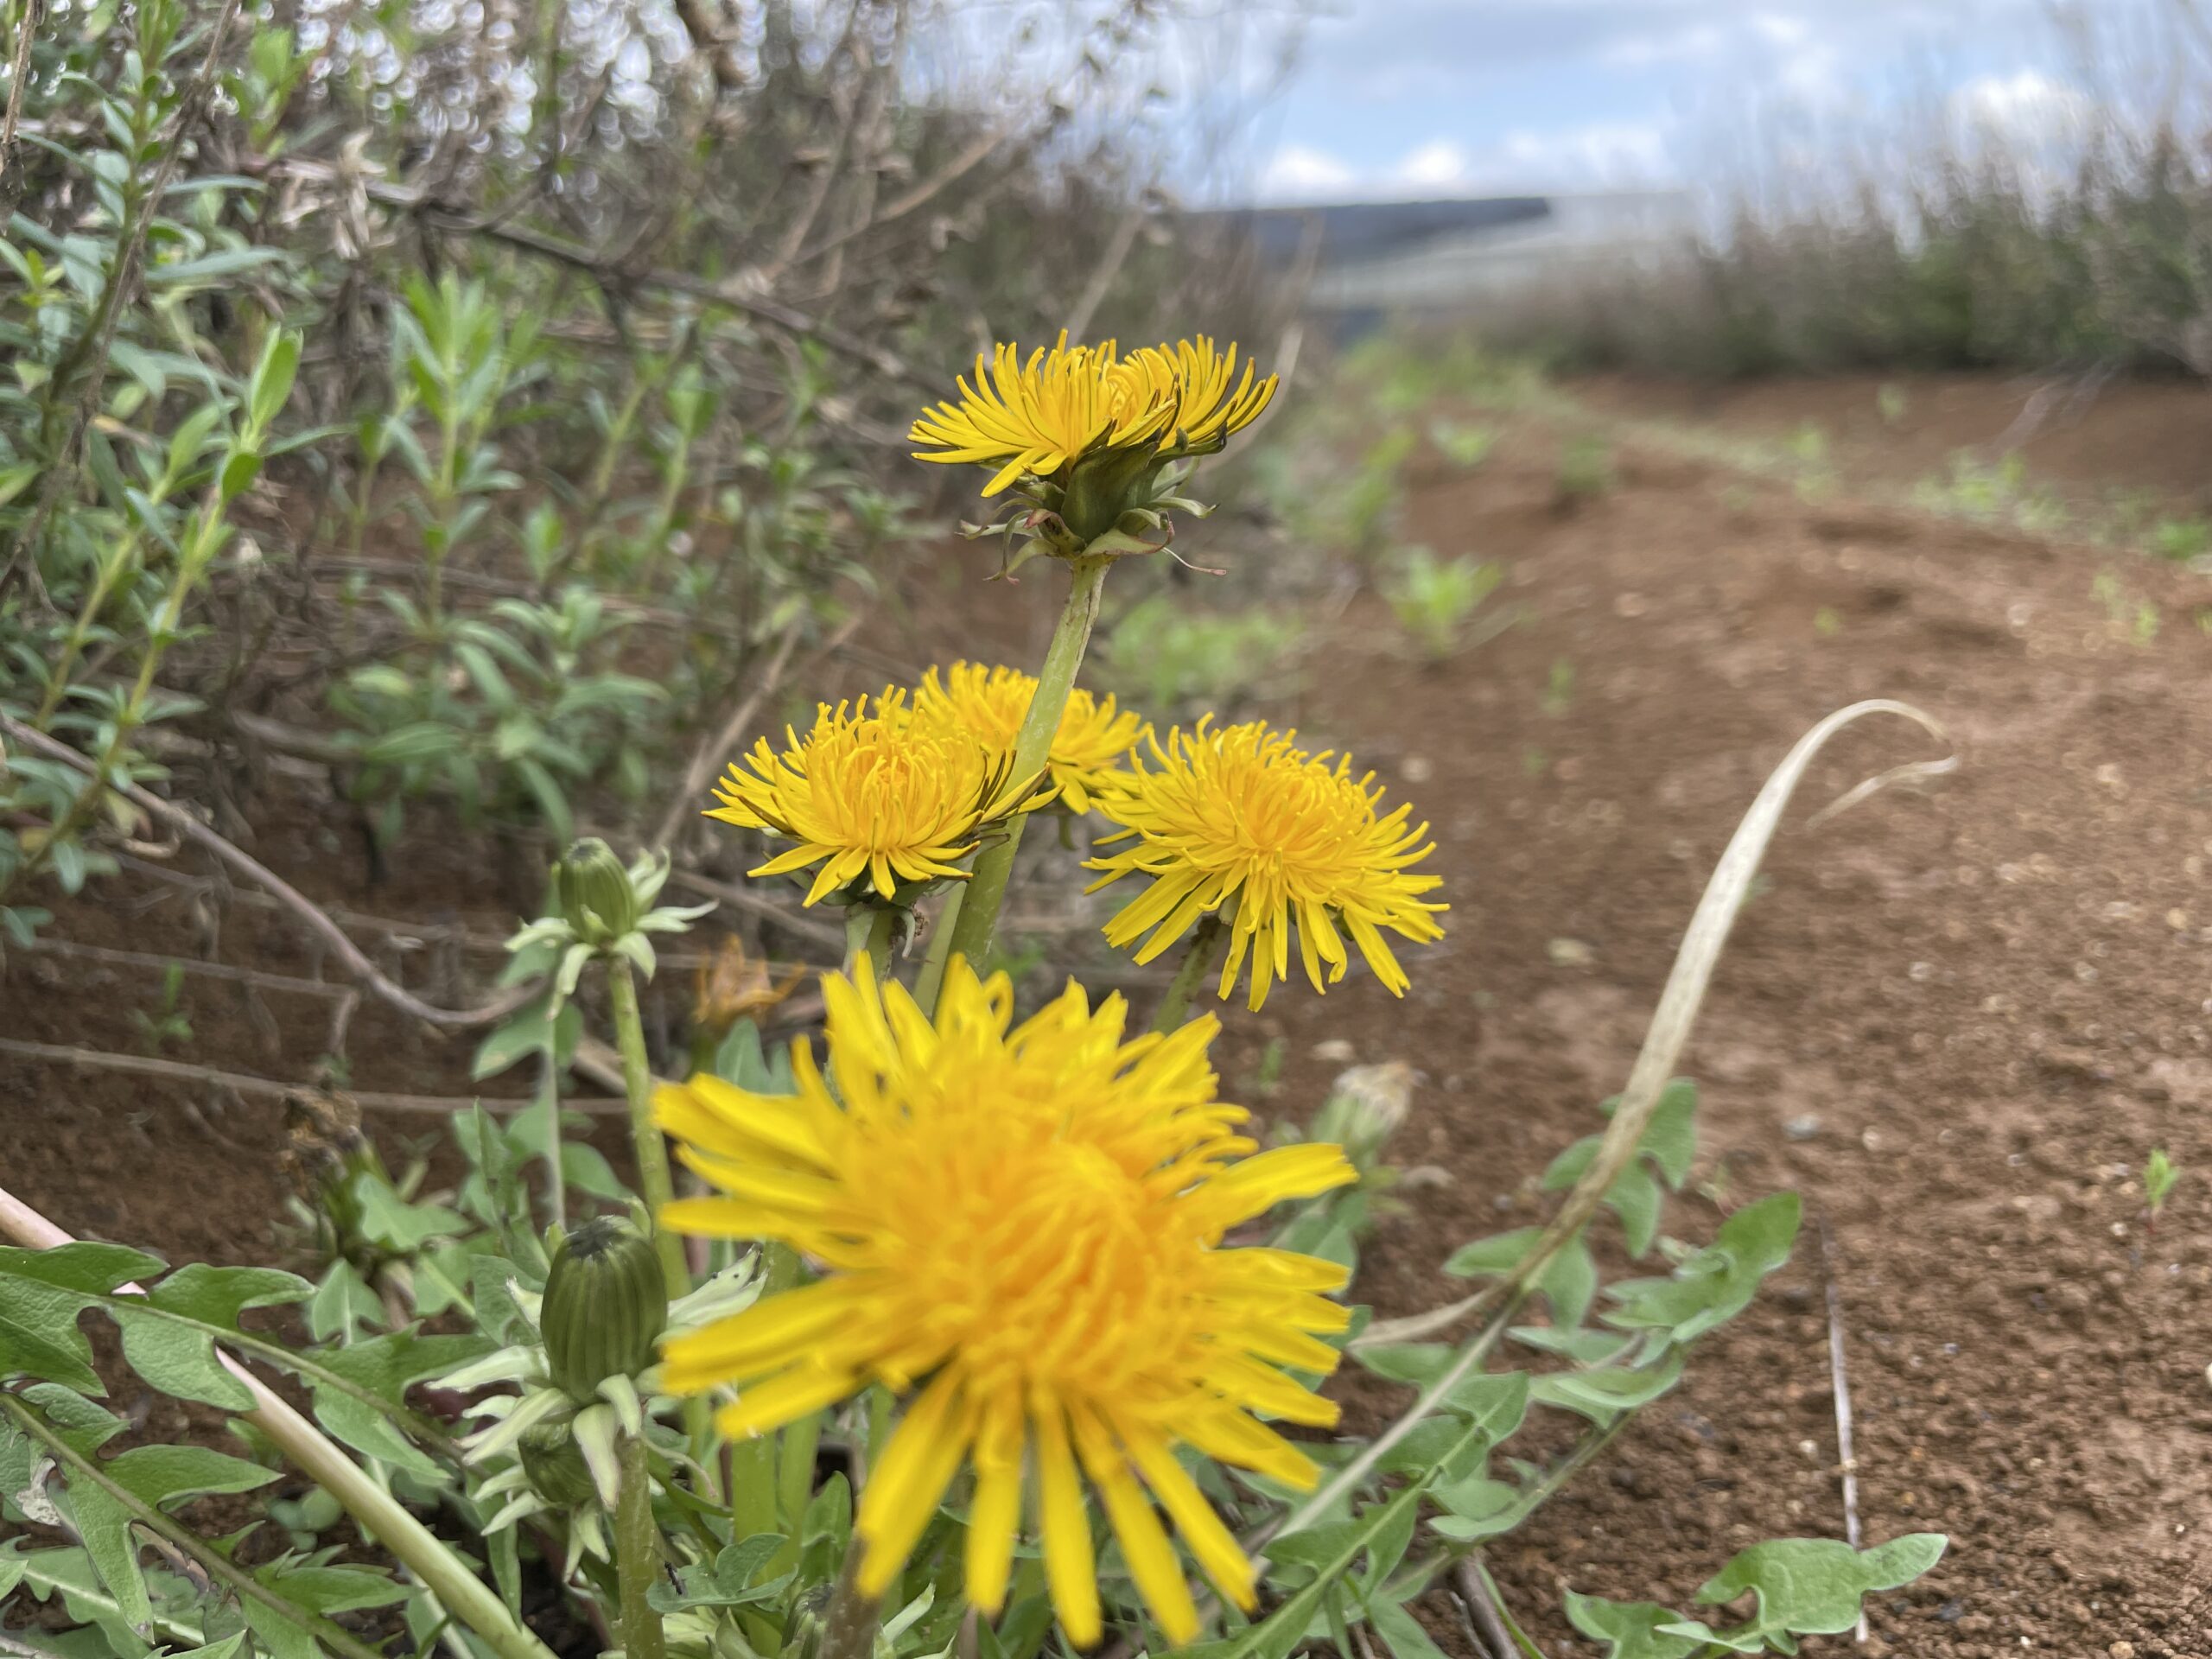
[1150,915,1226,1033]
[843,905,899,976]
[944,555,1109,971]
[614,1431,668,1659]
[606,955,688,1296]
[728,1240,801,1542]
[912,883,966,1015]
[818,1554,884,1659]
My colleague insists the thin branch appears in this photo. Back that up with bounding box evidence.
[668,867,849,949]
[0,1036,629,1115]
[1819,1216,1869,1644]
[268,161,925,384]
[21,934,356,1000]
[1062,200,1147,346]
[3,713,535,1030]
[1452,1560,1516,1659]
[651,613,814,850]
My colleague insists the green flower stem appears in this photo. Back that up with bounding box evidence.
[944,554,1110,973]
[819,1554,884,1659]
[844,905,900,976]
[614,1430,668,1659]
[1150,914,1226,1033]
[607,955,688,1298]
[729,1240,803,1541]
[912,883,966,1015]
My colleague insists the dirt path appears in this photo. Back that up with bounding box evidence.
[1262,405,2212,1656]
[9,376,2212,1656]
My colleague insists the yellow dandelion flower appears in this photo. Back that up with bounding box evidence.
[909,334,1277,497]
[706,689,1039,907]
[916,662,1147,816]
[1086,719,1447,1011]
[653,957,1355,1648]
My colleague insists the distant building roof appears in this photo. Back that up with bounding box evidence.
[1217,197,1552,264]
[1199,190,1695,315]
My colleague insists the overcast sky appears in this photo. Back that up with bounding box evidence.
[1233,0,2163,202]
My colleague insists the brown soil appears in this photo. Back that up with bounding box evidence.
[10,372,2212,1656]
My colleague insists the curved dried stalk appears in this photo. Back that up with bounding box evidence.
[1278,698,1951,1542]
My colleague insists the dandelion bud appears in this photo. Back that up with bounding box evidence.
[518,1420,597,1510]
[556,838,640,947]
[1310,1060,1416,1169]
[542,1217,667,1405]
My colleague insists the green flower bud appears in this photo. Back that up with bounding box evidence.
[556,838,640,947]
[542,1217,668,1404]
[518,1420,597,1510]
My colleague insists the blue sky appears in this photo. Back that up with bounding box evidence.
[1235,0,2121,201]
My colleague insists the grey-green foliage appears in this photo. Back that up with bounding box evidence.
[1567,1533,1949,1656]
[1101,592,1304,717]
[1382,547,1506,661]
[1287,1077,1943,1659]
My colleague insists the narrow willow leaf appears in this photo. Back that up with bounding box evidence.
[1530,1350,1686,1424]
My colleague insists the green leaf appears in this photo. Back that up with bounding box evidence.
[1234,1483,1430,1659]
[1563,1592,1704,1659]
[1605,1194,1800,1345]
[1425,1476,1522,1542]
[306,1261,382,1342]
[104,1444,277,1509]
[0,1243,163,1294]
[351,1177,466,1250]
[0,1276,105,1393]
[1530,1350,1685,1424]
[1694,1535,1948,1642]
[1440,1228,1538,1278]
[110,1262,311,1409]
[1367,1599,1450,1659]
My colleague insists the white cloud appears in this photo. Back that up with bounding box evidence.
[1393,139,1473,191]
[1949,68,2093,145]
[1255,143,1359,202]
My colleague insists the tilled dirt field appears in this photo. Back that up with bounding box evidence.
[9,374,2212,1656]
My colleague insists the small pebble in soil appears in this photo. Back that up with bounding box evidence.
[1311,1039,1356,1063]
[1400,754,1433,784]
[2109,1644,2134,1659]
[1784,1114,1821,1141]
[1547,938,1593,967]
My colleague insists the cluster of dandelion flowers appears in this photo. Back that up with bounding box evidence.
[1088,719,1447,1010]
[652,957,1356,1646]
[917,661,1147,816]
[706,689,1041,906]
[909,334,1278,497]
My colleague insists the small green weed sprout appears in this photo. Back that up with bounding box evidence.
[1785,422,1827,463]
[1543,656,1576,716]
[129,961,193,1053]
[1383,546,1507,662]
[2093,570,2161,645]
[1877,383,1910,425]
[2151,517,2212,563]
[1556,434,1615,503]
[1814,606,1843,637]
[2145,1147,2179,1232]
[1428,418,1498,469]
[1102,594,1303,716]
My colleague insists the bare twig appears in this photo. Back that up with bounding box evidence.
[0,1035,626,1115]
[650,612,845,851]
[0,0,41,210]
[1061,200,1147,346]
[1453,1560,1518,1659]
[668,867,849,950]
[266,162,925,384]
[20,934,354,999]
[1819,1215,1868,1644]
[3,714,534,1029]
